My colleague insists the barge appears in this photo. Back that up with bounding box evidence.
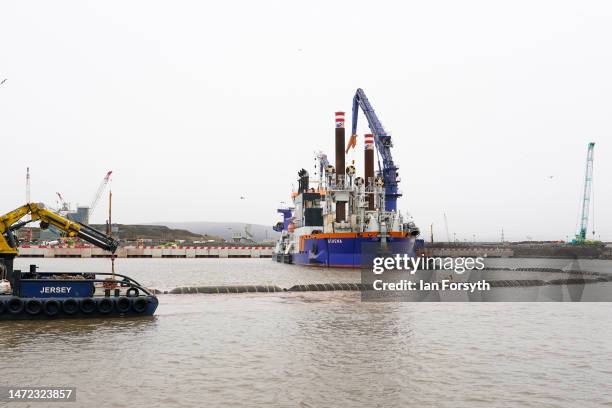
[0,203,158,320]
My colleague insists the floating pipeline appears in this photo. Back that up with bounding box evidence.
[483,267,609,276]
[169,285,283,294]
[482,278,611,287]
[287,283,369,291]
[548,277,611,285]
[163,274,612,294]
[164,283,368,294]
[487,280,547,287]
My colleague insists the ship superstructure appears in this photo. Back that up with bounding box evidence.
[273,89,421,267]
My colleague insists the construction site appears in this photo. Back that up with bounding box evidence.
[11,140,608,260]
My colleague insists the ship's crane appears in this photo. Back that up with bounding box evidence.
[575,142,595,243]
[89,171,112,218]
[351,88,401,211]
[0,202,119,283]
[0,203,118,255]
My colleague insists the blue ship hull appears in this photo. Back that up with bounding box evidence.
[0,295,158,320]
[278,236,423,268]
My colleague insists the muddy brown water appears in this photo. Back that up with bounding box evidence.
[2,258,611,407]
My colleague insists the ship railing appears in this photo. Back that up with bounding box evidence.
[22,271,155,297]
[327,183,352,192]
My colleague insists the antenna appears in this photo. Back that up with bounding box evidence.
[26,167,31,203]
[109,189,115,280]
[25,167,32,242]
[444,213,450,243]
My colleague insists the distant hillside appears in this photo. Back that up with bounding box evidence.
[149,221,279,242]
[90,224,223,242]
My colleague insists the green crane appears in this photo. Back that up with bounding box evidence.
[575,142,595,243]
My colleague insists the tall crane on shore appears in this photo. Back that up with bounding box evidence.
[56,192,70,211]
[351,89,401,211]
[89,171,112,219]
[575,142,595,243]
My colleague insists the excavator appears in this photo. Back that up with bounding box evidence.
[0,203,158,319]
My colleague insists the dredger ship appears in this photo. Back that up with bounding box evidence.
[273,89,422,268]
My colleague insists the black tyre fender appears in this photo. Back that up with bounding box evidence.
[126,287,139,297]
[97,297,113,314]
[43,299,60,316]
[7,297,24,314]
[0,300,5,315]
[132,297,148,313]
[62,298,79,315]
[115,296,131,313]
[25,299,43,315]
[80,298,96,314]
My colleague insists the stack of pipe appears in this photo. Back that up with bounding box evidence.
[335,112,346,222]
[364,134,375,210]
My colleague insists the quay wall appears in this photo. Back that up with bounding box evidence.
[17,245,274,259]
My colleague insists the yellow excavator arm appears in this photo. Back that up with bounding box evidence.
[0,203,118,256]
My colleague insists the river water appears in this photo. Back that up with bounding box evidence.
[3,258,612,407]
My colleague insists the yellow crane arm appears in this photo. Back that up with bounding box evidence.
[0,203,118,256]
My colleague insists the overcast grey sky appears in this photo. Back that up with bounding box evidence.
[1,0,610,241]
